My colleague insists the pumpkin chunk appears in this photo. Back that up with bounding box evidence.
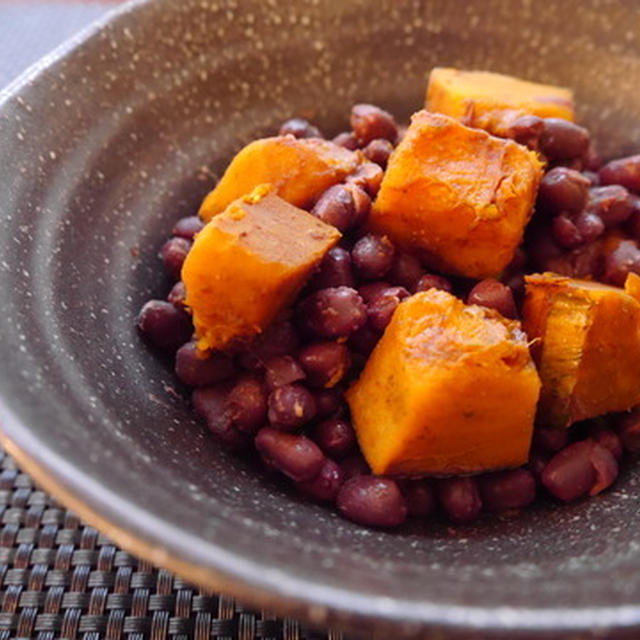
[345,290,540,476]
[183,188,341,352]
[199,136,360,221]
[426,67,575,137]
[370,110,543,278]
[522,272,640,428]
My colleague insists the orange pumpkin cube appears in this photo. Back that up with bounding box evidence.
[346,290,540,476]
[183,188,340,352]
[199,136,360,221]
[426,67,575,137]
[370,110,543,278]
[523,272,640,428]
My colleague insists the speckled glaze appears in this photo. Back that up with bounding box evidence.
[0,0,639,637]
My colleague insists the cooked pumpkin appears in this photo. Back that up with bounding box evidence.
[370,110,543,278]
[426,67,574,137]
[183,188,341,352]
[199,136,360,221]
[346,289,541,476]
[522,272,640,427]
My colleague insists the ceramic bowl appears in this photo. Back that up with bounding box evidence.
[1,1,639,637]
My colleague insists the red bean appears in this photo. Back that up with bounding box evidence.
[436,477,482,524]
[532,427,569,453]
[587,185,633,227]
[239,319,300,369]
[599,154,640,193]
[298,341,350,388]
[589,444,619,496]
[573,211,604,243]
[167,281,186,308]
[172,215,204,240]
[297,287,367,339]
[582,170,600,186]
[537,167,590,215]
[348,323,382,356]
[388,252,424,290]
[400,480,436,518]
[227,374,268,434]
[264,355,306,390]
[589,425,623,461]
[192,386,249,449]
[541,440,598,501]
[528,451,550,484]
[583,144,602,172]
[309,247,354,290]
[332,131,359,150]
[278,117,322,139]
[351,234,395,280]
[296,459,344,502]
[345,162,383,198]
[539,118,590,160]
[415,273,453,294]
[603,239,640,286]
[358,281,391,304]
[552,214,583,249]
[339,453,371,480]
[312,418,357,459]
[467,279,517,319]
[367,286,410,331]
[267,384,317,431]
[137,300,192,352]
[311,185,357,232]
[362,138,394,168]
[175,342,235,387]
[616,410,640,453]
[160,236,191,280]
[507,114,544,149]
[624,195,640,240]
[478,469,536,511]
[350,104,398,145]
[255,428,325,482]
[337,476,407,528]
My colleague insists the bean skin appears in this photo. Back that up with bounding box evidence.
[312,418,357,459]
[332,131,359,150]
[296,459,344,502]
[339,453,371,480]
[589,443,619,496]
[350,104,398,145]
[351,234,395,280]
[436,477,482,524]
[264,355,306,390]
[337,476,407,528]
[172,216,204,240]
[537,167,590,215]
[603,239,640,286]
[478,469,536,511]
[298,341,350,388]
[400,480,436,518]
[175,342,236,387]
[388,252,424,290]
[311,185,357,232]
[599,154,640,193]
[367,286,410,331]
[532,427,569,453]
[539,118,590,160]
[137,300,192,352]
[167,281,186,308]
[279,117,322,139]
[160,237,192,280]
[362,138,394,168]
[415,274,453,294]
[345,162,383,198]
[586,185,633,227]
[255,428,325,482]
[313,388,344,418]
[192,386,249,449]
[239,319,300,370]
[226,375,268,434]
[616,410,640,453]
[507,114,544,149]
[589,425,623,460]
[552,214,583,249]
[267,384,317,431]
[297,287,367,339]
[309,247,355,290]
[466,279,517,319]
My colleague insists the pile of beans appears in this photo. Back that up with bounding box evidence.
[137,104,640,529]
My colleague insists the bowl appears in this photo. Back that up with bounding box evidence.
[1,0,640,637]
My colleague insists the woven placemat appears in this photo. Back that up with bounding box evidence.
[0,448,345,640]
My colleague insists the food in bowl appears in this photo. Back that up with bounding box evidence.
[137,68,640,528]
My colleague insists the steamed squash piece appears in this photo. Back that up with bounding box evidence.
[370,110,543,278]
[346,290,540,476]
[183,188,340,352]
[522,272,640,428]
[426,68,575,137]
[199,136,360,221]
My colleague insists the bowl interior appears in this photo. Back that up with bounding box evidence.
[1,0,640,637]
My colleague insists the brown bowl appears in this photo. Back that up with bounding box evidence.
[0,0,639,637]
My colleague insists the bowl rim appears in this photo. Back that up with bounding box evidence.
[2,0,640,636]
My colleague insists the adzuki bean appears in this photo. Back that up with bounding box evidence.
[175,342,235,387]
[337,476,407,528]
[278,117,322,139]
[267,384,317,430]
[312,418,357,459]
[137,300,192,351]
[297,287,367,339]
[599,154,640,193]
[436,477,482,524]
[298,341,350,388]
[479,469,536,511]
[296,459,344,502]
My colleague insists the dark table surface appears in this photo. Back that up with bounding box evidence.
[0,3,348,638]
